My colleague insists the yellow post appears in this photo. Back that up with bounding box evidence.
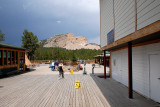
[70,70,73,74]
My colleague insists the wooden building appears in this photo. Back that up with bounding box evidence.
[0,42,26,76]
[100,0,160,103]
[94,52,110,67]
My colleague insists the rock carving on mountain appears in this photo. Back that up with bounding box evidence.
[40,33,100,50]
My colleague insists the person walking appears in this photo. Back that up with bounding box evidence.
[51,61,55,71]
[58,63,64,79]
[54,61,59,71]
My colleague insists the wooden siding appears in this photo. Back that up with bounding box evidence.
[111,42,160,99]
[137,0,160,30]
[100,0,114,47]
[132,42,160,98]
[100,0,160,50]
[0,48,25,71]
[111,49,128,86]
[132,45,150,98]
[0,65,18,69]
[101,20,160,50]
[114,0,135,41]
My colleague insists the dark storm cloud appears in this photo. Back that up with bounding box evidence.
[0,0,100,46]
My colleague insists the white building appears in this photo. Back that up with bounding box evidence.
[100,0,160,103]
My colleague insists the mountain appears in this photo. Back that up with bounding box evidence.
[40,33,100,50]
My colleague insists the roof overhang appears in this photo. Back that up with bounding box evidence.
[0,42,26,50]
[101,20,160,51]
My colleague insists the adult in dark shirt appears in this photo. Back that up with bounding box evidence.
[54,61,59,71]
[54,61,59,66]
[58,63,64,78]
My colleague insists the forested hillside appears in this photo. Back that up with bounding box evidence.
[33,47,102,60]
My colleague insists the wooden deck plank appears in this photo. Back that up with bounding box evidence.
[68,79,74,107]
[78,75,90,107]
[13,76,51,107]
[0,75,45,107]
[83,75,98,107]
[85,75,106,107]
[0,65,158,107]
[91,74,158,107]
[30,76,58,107]
[82,75,94,107]
[50,77,65,107]
[64,75,75,107]
[44,80,62,107]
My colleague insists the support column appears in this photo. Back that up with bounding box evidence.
[17,51,20,70]
[14,51,16,64]
[128,42,133,98]
[109,52,111,78]
[6,50,8,65]
[23,52,25,71]
[104,50,106,79]
[11,51,12,65]
[2,50,4,66]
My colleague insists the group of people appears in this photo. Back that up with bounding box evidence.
[51,61,64,79]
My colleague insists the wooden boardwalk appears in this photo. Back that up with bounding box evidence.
[0,64,159,107]
[91,74,159,107]
[0,65,110,107]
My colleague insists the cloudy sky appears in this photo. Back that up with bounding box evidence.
[0,0,100,46]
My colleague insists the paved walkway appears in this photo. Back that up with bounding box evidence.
[0,64,159,107]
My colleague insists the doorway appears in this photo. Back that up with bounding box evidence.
[149,54,160,103]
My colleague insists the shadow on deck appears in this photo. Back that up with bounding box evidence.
[90,74,160,107]
[0,68,36,79]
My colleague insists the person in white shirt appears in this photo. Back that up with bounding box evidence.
[51,61,55,71]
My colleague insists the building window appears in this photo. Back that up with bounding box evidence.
[12,51,15,64]
[0,50,2,65]
[8,51,11,65]
[20,52,24,68]
[20,52,24,63]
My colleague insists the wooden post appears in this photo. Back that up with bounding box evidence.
[1,50,4,65]
[6,50,8,65]
[128,42,133,98]
[109,52,111,78]
[11,51,12,65]
[17,51,20,70]
[14,51,16,64]
[104,50,106,79]
[23,52,25,71]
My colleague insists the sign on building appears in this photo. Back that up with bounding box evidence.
[107,29,114,45]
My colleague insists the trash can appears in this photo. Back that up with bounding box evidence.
[52,66,55,71]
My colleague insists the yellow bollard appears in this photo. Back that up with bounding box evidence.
[70,70,73,74]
